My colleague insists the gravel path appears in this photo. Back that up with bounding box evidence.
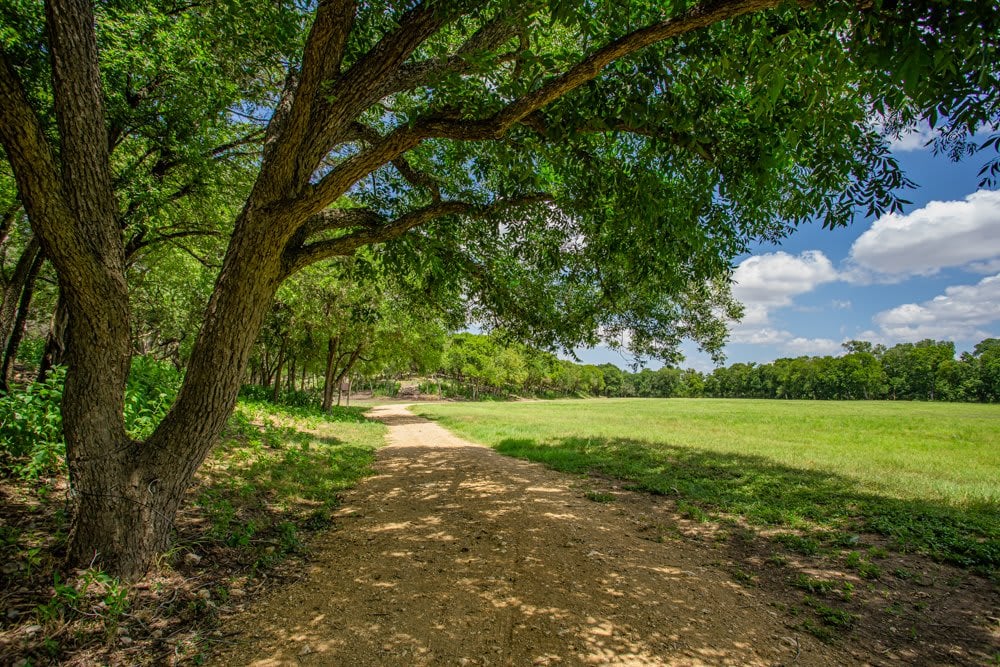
[210,404,853,666]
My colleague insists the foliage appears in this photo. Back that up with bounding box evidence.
[418,399,1000,571]
[421,335,1000,403]
[0,367,65,478]
[0,357,182,478]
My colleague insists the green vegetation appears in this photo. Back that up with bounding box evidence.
[0,396,382,665]
[418,334,1000,403]
[416,399,1000,570]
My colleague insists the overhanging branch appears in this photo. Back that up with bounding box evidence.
[283,194,552,275]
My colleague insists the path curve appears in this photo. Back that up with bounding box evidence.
[211,404,853,666]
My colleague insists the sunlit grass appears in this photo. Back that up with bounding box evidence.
[416,399,1000,569]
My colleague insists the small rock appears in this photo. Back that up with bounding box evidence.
[24,624,42,635]
[152,629,164,639]
[197,589,211,600]
[298,644,313,656]
[120,636,133,646]
[229,588,245,598]
[184,552,202,566]
[6,608,20,621]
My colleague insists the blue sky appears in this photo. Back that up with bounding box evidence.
[574,130,1000,371]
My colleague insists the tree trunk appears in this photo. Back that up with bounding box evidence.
[272,336,287,403]
[0,236,42,365]
[322,336,339,411]
[334,345,363,406]
[0,249,44,391]
[37,294,69,383]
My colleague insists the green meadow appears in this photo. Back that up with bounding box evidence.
[416,399,1000,570]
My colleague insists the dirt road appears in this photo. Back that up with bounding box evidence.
[210,404,853,666]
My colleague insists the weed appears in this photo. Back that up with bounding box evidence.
[807,597,858,628]
[774,532,821,555]
[584,490,615,503]
[677,501,709,522]
[731,568,756,586]
[846,551,882,579]
[792,574,836,595]
[802,619,837,643]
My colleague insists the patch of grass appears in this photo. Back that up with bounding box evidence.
[416,399,1000,571]
[185,400,383,564]
[846,551,882,580]
[806,597,859,628]
[774,532,822,555]
[584,490,615,503]
[792,574,837,595]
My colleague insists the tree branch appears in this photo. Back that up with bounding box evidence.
[284,194,551,275]
[348,123,442,200]
[0,51,92,279]
[46,0,120,250]
[296,0,781,217]
[262,0,357,186]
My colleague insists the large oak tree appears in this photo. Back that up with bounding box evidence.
[1,0,997,577]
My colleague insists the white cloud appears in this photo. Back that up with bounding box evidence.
[887,125,936,152]
[872,273,1000,342]
[727,251,841,351]
[729,327,792,345]
[728,325,845,357]
[732,250,839,308]
[848,190,1000,279]
[782,337,843,357]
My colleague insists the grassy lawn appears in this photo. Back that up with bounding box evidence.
[415,398,1000,571]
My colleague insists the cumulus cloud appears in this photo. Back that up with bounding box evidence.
[782,337,843,357]
[872,273,1000,342]
[728,325,844,357]
[848,190,1000,279]
[729,327,792,345]
[732,250,839,310]
[726,251,840,351]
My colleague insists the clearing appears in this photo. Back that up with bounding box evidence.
[210,403,999,666]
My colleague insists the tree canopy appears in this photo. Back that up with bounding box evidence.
[1,0,998,576]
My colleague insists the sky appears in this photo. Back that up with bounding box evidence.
[573,129,1000,371]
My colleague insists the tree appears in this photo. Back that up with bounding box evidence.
[2,0,998,577]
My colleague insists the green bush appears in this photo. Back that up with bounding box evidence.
[125,356,182,439]
[0,367,66,478]
[0,356,183,478]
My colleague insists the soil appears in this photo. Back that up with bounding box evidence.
[210,404,999,666]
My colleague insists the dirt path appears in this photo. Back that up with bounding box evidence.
[210,404,854,666]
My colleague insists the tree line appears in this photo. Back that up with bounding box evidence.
[419,335,1000,403]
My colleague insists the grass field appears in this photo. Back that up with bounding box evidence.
[415,398,1000,570]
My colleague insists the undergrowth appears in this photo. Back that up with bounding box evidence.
[0,391,383,666]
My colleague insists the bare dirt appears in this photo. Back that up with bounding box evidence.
[210,404,863,666]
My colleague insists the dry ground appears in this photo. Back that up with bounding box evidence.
[209,404,886,666]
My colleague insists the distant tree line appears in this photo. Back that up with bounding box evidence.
[425,335,1000,403]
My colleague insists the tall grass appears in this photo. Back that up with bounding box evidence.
[417,399,1000,570]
